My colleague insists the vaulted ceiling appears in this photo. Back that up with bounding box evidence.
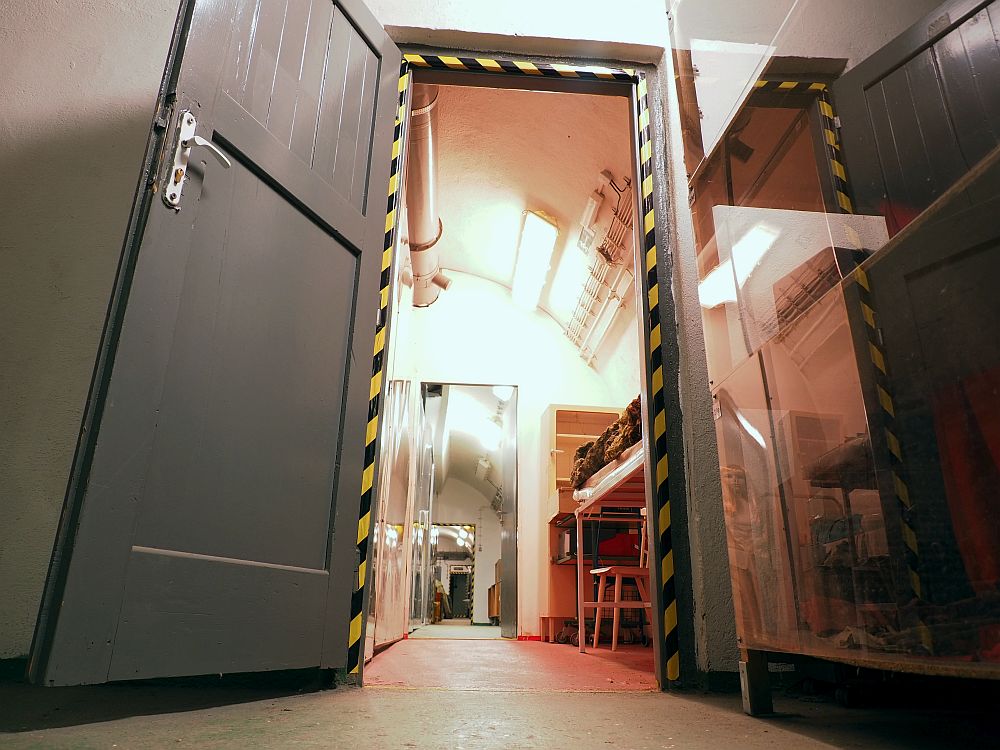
[427,83,633,329]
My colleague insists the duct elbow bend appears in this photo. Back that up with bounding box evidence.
[432,271,452,290]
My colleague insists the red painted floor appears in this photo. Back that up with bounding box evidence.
[365,639,656,692]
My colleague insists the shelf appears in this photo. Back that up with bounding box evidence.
[556,432,601,440]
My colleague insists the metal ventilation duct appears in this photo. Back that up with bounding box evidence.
[406,83,451,306]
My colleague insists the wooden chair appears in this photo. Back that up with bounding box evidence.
[591,509,650,650]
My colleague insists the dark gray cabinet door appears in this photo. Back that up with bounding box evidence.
[29,0,399,685]
[834,0,1000,235]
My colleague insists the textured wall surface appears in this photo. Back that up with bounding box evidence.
[0,0,178,658]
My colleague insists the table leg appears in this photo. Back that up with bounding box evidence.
[593,573,606,648]
[577,512,586,653]
[739,648,773,716]
[611,574,623,651]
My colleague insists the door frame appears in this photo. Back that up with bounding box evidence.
[354,51,693,689]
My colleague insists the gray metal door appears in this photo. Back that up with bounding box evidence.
[500,389,518,638]
[29,0,399,685]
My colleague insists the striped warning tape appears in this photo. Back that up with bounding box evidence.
[753,79,853,214]
[636,74,680,684]
[350,55,680,684]
[403,53,636,81]
[346,61,410,677]
[852,267,932,651]
[757,78,928,647]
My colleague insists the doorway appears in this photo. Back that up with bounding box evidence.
[361,53,669,691]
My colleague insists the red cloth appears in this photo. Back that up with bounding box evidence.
[931,366,1000,593]
[597,532,638,558]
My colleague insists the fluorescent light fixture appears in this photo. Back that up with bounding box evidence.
[731,224,779,285]
[492,385,514,402]
[735,409,766,448]
[698,261,737,309]
[511,211,559,311]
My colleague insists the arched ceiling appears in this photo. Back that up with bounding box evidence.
[428,84,633,328]
[432,383,513,503]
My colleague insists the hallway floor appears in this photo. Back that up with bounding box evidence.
[408,620,501,639]
[2,672,994,749]
[366,637,656,691]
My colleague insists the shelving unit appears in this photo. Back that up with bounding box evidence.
[541,405,621,638]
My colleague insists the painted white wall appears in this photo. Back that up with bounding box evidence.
[434,477,502,624]
[367,0,670,62]
[594,286,644,406]
[0,0,178,659]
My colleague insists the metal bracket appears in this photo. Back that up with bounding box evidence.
[163,110,230,210]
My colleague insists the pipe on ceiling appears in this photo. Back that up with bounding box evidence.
[406,84,451,306]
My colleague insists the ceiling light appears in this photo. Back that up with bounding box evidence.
[478,420,502,452]
[511,211,559,311]
[492,385,514,402]
[458,528,468,539]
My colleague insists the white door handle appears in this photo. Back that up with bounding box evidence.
[182,135,232,169]
[163,110,231,210]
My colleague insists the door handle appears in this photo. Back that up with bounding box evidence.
[163,110,230,210]
[182,135,232,169]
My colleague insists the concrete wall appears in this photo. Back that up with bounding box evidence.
[0,0,178,659]
[367,0,671,62]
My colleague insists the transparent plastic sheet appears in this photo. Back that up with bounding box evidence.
[671,0,1000,674]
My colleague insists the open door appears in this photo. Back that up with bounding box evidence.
[29,0,399,685]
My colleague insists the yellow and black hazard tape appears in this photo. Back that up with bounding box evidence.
[852,267,932,651]
[346,61,410,677]
[753,79,853,214]
[635,75,680,683]
[350,56,680,684]
[403,53,636,81]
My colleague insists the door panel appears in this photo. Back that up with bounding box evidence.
[108,548,328,680]
[131,157,357,571]
[30,0,399,685]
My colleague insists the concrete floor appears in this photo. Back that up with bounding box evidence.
[2,676,997,749]
[2,640,997,749]
[366,638,656,691]
[408,620,501,639]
